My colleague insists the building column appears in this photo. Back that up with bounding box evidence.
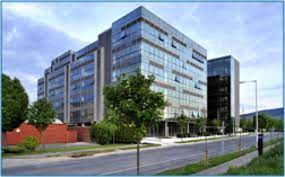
[165,121,169,137]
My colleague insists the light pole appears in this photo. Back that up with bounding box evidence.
[239,80,258,148]
[221,121,225,154]
[238,128,242,152]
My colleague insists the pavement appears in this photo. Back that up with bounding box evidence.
[142,132,254,146]
[2,132,282,176]
[195,143,280,175]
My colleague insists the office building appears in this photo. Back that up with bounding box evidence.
[207,55,240,133]
[37,29,112,124]
[38,6,208,136]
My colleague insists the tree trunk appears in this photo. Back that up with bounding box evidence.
[137,140,140,175]
[40,131,44,152]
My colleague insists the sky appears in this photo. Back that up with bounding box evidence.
[2,2,283,114]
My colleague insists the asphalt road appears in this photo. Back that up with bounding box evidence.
[3,132,282,176]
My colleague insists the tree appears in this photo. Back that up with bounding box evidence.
[240,117,249,132]
[2,74,29,147]
[104,70,166,175]
[27,98,55,151]
[176,112,189,139]
[211,118,221,134]
[195,117,206,134]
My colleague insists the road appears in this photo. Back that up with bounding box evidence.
[3,133,281,176]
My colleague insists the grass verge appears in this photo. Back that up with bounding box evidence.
[68,143,160,158]
[3,143,160,158]
[224,142,283,175]
[157,138,282,175]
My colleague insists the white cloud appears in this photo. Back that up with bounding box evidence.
[3,2,283,112]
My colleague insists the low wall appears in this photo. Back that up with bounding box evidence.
[3,123,77,146]
[73,126,90,142]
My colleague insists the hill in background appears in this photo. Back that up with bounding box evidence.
[241,107,283,120]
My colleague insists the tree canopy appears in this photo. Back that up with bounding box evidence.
[176,112,189,134]
[104,70,166,175]
[104,70,167,140]
[27,98,56,131]
[252,113,283,132]
[195,117,206,133]
[2,74,29,132]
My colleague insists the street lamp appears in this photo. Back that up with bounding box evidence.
[221,121,225,154]
[238,128,242,152]
[239,80,258,148]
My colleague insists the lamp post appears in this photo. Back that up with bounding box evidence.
[204,125,208,164]
[238,128,242,152]
[239,80,258,148]
[221,121,225,154]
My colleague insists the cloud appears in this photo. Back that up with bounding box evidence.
[3,2,283,112]
[2,11,87,103]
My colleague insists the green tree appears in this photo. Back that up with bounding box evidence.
[176,112,189,138]
[2,74,29,147]
[27,98,55,151]
[211,118,221,134]
[89,121,113,145]
[195,117,206,133]
[252,113,283,132]
[240,117,249,132]
[104,70,166,175]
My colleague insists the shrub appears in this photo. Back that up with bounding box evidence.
[115,125,138,143]
[2,146,25,154]
[22,136,39,151]
[90,122,113,145]
[197,132,210,136]
[177,133,188,138]
[189,133,197,137]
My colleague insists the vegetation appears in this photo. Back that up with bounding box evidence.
[253,113,283,132]
[176,112,190,138]
[225,142,283,175]
[211,118,221,134]
[90,121,114,145]
[195,117,206,133]
[2,74,29,147]
[27,98,56,151]
[158,138,282,175]
[69,143,160,158]
[115,124,137,143]
[2,146,25,154]
[104,69,166,175]
[22,136,39,151]
[3,143,160,158]
[240,117,251,132]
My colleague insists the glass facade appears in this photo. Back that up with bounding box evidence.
[112,7,207,121]
[207,55,240,133]
[37,77,45,99]
[69,52,96,123]
[37,7,209,134]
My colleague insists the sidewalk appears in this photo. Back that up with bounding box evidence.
[194,143,279,175]
[142,132,258,146]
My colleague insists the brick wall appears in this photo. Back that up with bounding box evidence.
[2,123,77,146]
[74,127,90,142]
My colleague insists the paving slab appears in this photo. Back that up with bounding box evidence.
[194,143,279,175]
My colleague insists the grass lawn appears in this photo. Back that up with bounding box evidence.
[157,138,282,175]
[224,142,283,175]
[3,143,159,157]
[68,143,161,158]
